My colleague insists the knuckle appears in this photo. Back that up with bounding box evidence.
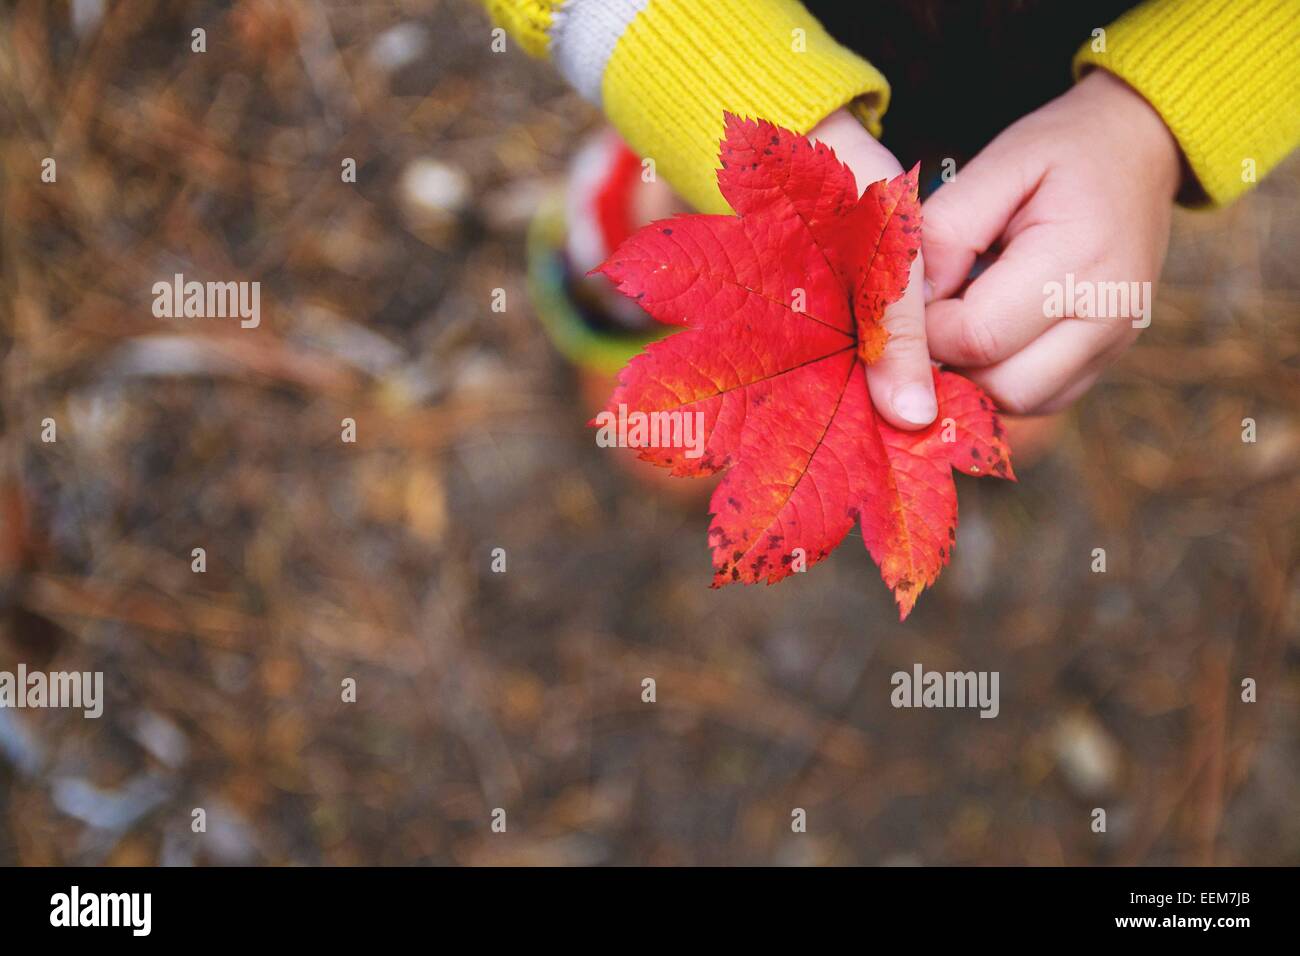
[957,316,1000,367]
[921,207,961,253]
[987,382,1034,416]
[884,317,926,347]
[1078,241,1109,273]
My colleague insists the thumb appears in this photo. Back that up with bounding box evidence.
[804,109,936,429]
[866,252,937,430]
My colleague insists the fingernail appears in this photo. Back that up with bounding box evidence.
[893,383,938,426]
[923,278,935,304]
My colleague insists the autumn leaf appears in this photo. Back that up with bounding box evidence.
[592,114,1014,619]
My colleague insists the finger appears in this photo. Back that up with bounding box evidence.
[924,223,1071,368]
[867,252,937,429]
[921,132,1041,301]
[1036,368,1104,415]
[803,111,937,429]
[1036,321,1137,413]
[963,318,1124,416]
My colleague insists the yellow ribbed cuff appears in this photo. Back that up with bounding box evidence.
[602,0,890,213]
[481,0,563,58]
[1074,0,1300,206]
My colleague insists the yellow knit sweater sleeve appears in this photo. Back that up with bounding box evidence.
[478,0,890,213]
[1075,0,1300,206]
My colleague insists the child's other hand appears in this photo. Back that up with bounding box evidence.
[811,109,937,430]
[921,70,1183,414]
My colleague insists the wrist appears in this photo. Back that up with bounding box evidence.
[809,108,903,186]
[1073,69,1184,201]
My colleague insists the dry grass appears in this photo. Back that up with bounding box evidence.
[0,0,1296,865]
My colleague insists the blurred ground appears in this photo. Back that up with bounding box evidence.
[0,0,1296,866]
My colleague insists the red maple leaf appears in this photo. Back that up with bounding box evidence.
[592,114,1014,619]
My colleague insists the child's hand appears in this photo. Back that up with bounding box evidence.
[920,70,1183,414]
[811,109,937,430]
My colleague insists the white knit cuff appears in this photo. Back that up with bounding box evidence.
[548,0,651,104]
